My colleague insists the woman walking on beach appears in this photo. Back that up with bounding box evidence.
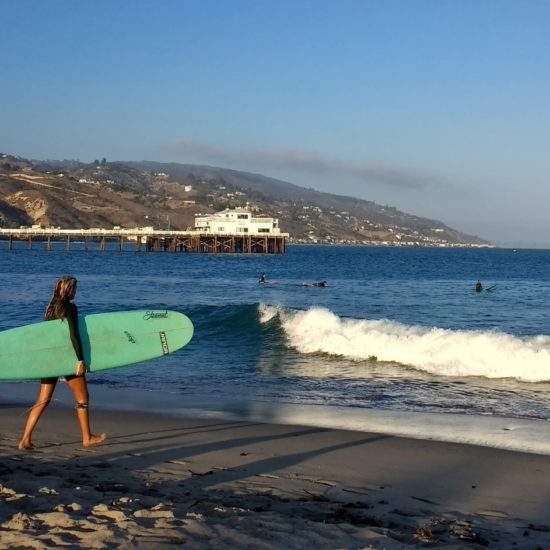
[18,276,106,450]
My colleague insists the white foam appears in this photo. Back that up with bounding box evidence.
[259,304,550,382]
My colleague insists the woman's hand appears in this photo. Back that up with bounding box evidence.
[76,360,86,376]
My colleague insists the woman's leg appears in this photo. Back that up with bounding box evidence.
[18,379,57,450]
[66,374,106,447]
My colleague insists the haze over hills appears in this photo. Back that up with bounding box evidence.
[0,153,491,247]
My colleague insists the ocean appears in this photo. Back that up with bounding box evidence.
[2,243,550,453]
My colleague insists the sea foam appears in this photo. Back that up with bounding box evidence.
[259,304,550,382]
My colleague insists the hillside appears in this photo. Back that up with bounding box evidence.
[0,154,491,247]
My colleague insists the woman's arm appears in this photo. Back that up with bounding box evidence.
[63,303,86,374]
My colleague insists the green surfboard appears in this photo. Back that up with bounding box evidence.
[0,310,194,380]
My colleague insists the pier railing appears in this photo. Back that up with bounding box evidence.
[0,227,288,254]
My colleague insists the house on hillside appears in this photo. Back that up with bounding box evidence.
[194,208,284,235]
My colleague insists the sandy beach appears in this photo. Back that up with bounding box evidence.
[1,405,550,549]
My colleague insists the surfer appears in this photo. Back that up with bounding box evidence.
[475,280,483,292]
[303,280,328,287]
[259,273,266,284]
[18,276,106,450]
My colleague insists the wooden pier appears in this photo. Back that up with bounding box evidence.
[0,228,288,254]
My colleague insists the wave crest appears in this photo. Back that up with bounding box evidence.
[259,304,550,382]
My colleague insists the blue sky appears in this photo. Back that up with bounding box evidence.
[2,0,550,246]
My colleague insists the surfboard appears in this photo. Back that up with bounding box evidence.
[0,310,193,380]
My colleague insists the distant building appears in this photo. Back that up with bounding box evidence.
[194,208,284,235]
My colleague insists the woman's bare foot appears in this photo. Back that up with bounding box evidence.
[83,433,107,447]
[18,440,34,451]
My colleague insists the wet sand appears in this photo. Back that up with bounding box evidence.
[1,405,550,549]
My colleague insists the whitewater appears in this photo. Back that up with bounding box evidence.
[260,304,550,382]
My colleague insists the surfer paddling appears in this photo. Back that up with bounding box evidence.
[18,276,106,450]
[302,280,328,287]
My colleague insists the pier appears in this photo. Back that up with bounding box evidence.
[0,227,288,254]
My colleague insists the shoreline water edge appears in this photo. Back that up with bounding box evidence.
[5,381,550,457]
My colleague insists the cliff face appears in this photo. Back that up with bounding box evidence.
[0,165,202,232]
[0,155,490,246]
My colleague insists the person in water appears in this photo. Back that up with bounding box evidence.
[259,273,266,284]
[18,276,106,450]
[475,280,483,292]
[303,280,328,287]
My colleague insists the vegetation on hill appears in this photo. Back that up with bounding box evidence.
[0,153,491,247]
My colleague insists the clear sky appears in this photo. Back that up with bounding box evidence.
[2,0,549,247]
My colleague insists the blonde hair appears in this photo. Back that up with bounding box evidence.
[45,276,77,321]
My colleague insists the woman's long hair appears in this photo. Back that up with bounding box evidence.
[45,276,77,321]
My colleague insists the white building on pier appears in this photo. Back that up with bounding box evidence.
[194,208,284,235]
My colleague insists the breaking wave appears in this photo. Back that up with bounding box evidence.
[259,304,550,382]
